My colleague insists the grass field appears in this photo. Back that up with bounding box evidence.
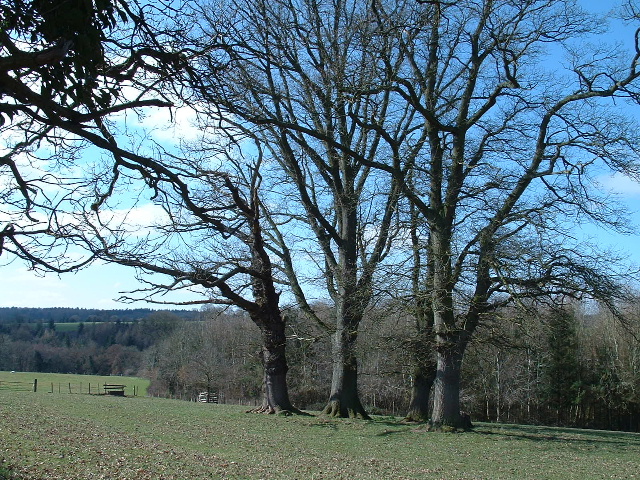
[0,371,150,397]
[50,322,84,332]
[1,385,638,479]
[51,321,135,332]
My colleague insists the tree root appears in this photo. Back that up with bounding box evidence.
[404,411,430,423]
[246,405,310,416]
[422,412,474,432]
[247,405,277,414]
[321,401,371,420]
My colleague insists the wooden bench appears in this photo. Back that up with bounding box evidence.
[103,384,126,396]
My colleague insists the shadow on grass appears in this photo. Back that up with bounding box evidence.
[303,414,414,436]
[472,422,640,449]
[308,421,339,431]
[0,462,17,480]
[375,428,410,437]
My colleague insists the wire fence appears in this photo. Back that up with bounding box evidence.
[0,379,141,396]
[1,380,258,407]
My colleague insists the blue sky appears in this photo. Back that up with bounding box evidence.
[2,0,640,309]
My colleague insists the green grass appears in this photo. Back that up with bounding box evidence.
[0,371,150,396]
[52,321,134,332]
[50,322,83,332]
[0,390,638,479]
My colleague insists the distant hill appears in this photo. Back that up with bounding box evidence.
[0,307,200,324]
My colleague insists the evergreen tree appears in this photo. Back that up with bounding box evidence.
[543,308,581,425]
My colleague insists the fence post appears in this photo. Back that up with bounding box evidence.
[33,379,37,393]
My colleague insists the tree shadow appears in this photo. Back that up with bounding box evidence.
[471,423,640,449]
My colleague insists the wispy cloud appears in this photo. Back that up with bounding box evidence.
[134,104,202,143]
[90,202,169,237]
[598,172,640,197]
[110,86,203,145]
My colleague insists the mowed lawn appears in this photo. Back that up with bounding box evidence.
[1,389,639,479]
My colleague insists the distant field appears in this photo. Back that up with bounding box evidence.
[0,371,150,397]
[0,390,638,479]
[24,321,134,332]
[51,322,85,332]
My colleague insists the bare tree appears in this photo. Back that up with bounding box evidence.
[1,0,177,271]
[80,129,301,413]
[180,0,432,418]
[364,0,640,428]
[403,196,437,422]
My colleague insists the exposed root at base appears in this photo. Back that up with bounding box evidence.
[247,405,277,414]
[413,415,474,432]
[403,413,430,423]
[321,402,371,420]
[246,405,310,416]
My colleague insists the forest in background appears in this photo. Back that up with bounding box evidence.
[1,302,638,432]
[0,308,197,375]
[0,307,199,324]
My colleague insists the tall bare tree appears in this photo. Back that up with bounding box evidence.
[365,0,640,428]
[79,130,300,413]
[183,0,427,417]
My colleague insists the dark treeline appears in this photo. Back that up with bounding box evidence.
[0,307,199,325]
[0,310,195,376]
[461,305,640,433]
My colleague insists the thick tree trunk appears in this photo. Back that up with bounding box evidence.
[250,319,299,414]
[322,321,370,419]
[254,368,294,414]
[404,303,436,422]
[427,215,474,430]
[405,361,437,422]
[430,341,472,430]
[245,198,302,414]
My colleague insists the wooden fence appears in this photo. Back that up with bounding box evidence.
[0,380,35,392]
[0,379,140,396]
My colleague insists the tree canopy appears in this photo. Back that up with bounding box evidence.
[0,0,176,270]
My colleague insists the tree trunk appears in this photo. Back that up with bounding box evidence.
[405,362,436,422]
[427,216,474,430]
[322,202,370,419]
[431,340,472,430]
[255,365,293,414]
[246,196,301,414]
[404,306,436,422]
[250,318,299,414]
[322,320,370,419]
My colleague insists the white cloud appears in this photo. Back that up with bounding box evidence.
[90,202,169,236]
[110,86,204,145]
[598,172,640,197]
[136,104,202,143]
[0,267,70,307]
